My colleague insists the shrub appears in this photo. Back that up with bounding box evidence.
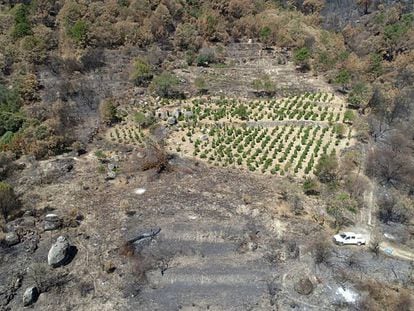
[141,140,170,173]
[0,84,24,137]
[369,53,383,78]
[99,101,119,125]
[130,58,153,86]
[68,20,88,45]
[303,177,320,195]
[315,152,338,183]
[134,112,155,129]
[195,48,217,67]
[174,23,201,52]
[311,241,332,265]
[335,69,351,91]
[149,72,183,99]
[12,4,31,38]
[347,82,368,109]
[294,47,311,70]
[377,193,408,224]
[194,77,208,94]
[0,182,19,221]
[259,26,271,43]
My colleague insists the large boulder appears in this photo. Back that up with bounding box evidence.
[44,214,62,231]
[5,231,19,246]
[294,277,314,295]
[23,286,38,306]
[48,236,70,267]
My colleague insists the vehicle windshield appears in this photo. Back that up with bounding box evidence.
[340,234,346,238]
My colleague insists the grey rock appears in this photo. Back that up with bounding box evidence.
[173,109,181,118]
[183,111,193,118]
[294,277,314,295]
[44,214,62,231]
[106,170,117,180]
[23,286,38,306]
[5,231,19,246]
[200,134,209,142]
[48,236,70,267]
[167,117,177,126]
[107,163,117,171]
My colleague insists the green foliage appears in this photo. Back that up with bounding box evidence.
[347,82,368,109]
[384,13,414,44]
[130,58,153,86]
[134,112,155,129]
[343,110,355,123]
[0,132,14,146]
[12,4,31,38]
[195,77,208,94]
[294,47,311,64]
[0,181,18,220]
[68,20,88,44]
[195,49,217,67]
[335,69,351,88]
[0,84,24,137]
[99,101,119,125]
[316,51,336,71]
[333,124,346,139]
[251,75,276,94]
[234,104,249,120]
[369,53,383,77]
[259,26,271,43]
[315,152,338,183]
[303,177,320,195]
[149,72,183,99]
[94,150,106,159]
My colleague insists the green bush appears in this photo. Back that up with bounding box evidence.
[134,112,155,129]
[0,182,18,220]
[195,49,217,67]
[335,69,351,90]
[130,58,153,86]
[347,82,368,109]
[12,4,31,38]
[0,84,24,137]
[259,26,271,43]
[294,47,311,64]
[343,110,355,123]
[303,177,320,195]
[315,152,338,183]
[369,53,383,77]
[149,72,183,99]
[68,20,88,45]
[99,101,119,125]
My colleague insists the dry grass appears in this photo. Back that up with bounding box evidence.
[356,279,413,311]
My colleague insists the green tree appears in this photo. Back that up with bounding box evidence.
[99,101,118,125]
[369,53,383,78]
[149,72,183,99]
[347,82,368,109]
[12,4,31,38]
[134,112,155,129]
[130,58,153,86]
[0,84,24,137]
[315,152,338,183]
[0,182,18,220]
